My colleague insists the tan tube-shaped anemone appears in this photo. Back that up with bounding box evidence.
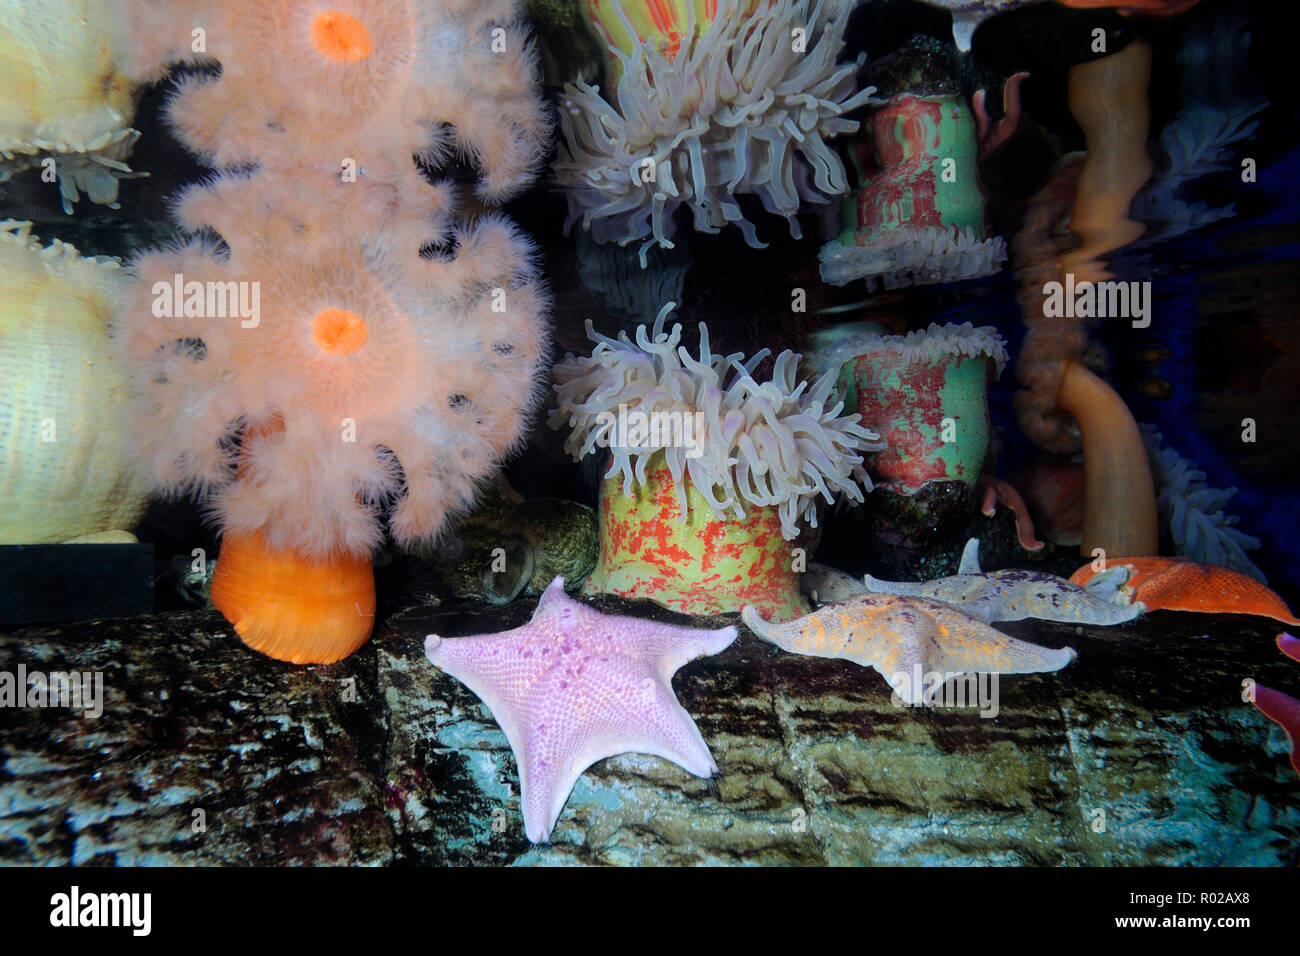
[208,416,377,664]
[1056,357,1158,557]
[1013,39,1159,558]
[1061,38,1153,283]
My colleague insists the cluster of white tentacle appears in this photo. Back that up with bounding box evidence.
[550,303,883,539]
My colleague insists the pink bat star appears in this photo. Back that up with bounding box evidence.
[425,577,737,843]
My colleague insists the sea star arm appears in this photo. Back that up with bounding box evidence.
[803,562,870,605]
[743,596,1077,706]
[426,578,734,844]
[1080,564,1138,605]
[985,569,1145,624]
[861,575,934,598]
[880,598,1077,677]
[862,540,998,619]
[517,666,720,843]
[1070,557,1300,624]
[646,625,739,674]
[1279,633,1300,664]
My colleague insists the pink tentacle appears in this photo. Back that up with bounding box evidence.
[976,71,1030,159]
[978,473,1046,552]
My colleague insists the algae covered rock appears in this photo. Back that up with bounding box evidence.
[0,611,392,864]
[416,482,598,605]
[1,597,1296,865]
[386,600,1300,865]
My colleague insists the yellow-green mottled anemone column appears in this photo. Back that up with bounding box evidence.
[550,304,882,623]
[585,453,810,621]
[820,93,1007,288]
[812,322,1009,496]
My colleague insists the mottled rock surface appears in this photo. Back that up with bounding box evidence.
[2,597,1297,865]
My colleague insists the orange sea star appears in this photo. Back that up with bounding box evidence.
[1069,557,1300,626]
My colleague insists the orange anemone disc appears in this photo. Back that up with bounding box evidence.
[211,530,376,664]
[310,10,373,63]
[312,307,368,355]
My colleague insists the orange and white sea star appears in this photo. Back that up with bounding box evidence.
[743,592,1075,706]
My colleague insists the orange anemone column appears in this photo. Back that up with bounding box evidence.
[211,399,376,664]
[211,530,376,664]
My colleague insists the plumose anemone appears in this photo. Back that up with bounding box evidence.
[144,0,550,203]
[123,173,550,562]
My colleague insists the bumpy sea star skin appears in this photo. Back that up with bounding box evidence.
[1070,557,1300,626]
[742,594,1076,706]
[863,538,1145,625]
[424,577,737,844]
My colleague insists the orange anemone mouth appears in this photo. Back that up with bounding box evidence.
[312,307,369,355]
[310,10,373,63]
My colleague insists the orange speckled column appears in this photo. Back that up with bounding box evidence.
[583,454,810,621]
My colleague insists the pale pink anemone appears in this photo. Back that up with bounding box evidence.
[554,0,875,263]
[549,302,884,540]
